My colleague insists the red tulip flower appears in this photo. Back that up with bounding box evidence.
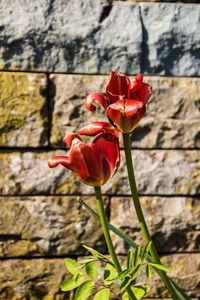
[85,72,152,133]
[48,132,120,187]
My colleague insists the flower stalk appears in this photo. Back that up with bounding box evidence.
[122,133,180,300]
[94,186,137,300]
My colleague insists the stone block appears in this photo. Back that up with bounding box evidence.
[0,254,199,299]
[110,196,200,253]
[0,150,199,195]
[0,196,108,257]
[50,74,200,149]
[141,3,200,76]
[0,72,48,147]
[0,0,142,74]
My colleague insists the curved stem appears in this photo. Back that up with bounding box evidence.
[122,133,179,300]
[94,186,136,300]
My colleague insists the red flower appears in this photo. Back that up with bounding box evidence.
[85,72,152,133]
[48,132,120,187]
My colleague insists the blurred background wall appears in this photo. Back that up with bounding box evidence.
[0,0,199,299]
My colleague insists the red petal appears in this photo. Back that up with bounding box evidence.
[79,122,119,138]
[130,74,152,104]
[63,132,82,148]
[107,100,146,133]
[85,93,108,111]
[91,133,120,185]
[48,156,72,169]
[106,71,131,104]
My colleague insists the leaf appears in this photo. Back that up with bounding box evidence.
[86,261,98,280]
[61,274,85,291]
[119,265,141,292]
[149,262,169,272]
[131,284,150,299]
[122,291,129,300]
[133,245,141,267]
[64,258,81,275]
[75,280,95,300]
[127,249,133,268]
[104,263,118,285]
[78,256,97,265]
[146,264,152,279]
[94,288,110,300]
[83,245,108,262]
[141,241,152,261]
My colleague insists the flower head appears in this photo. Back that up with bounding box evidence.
[85,72,152,133]
[48,131,120,187]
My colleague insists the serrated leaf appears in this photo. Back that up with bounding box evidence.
[75,280,95,300]
[141,241,152,261]
[149,262,169,272]
[61,274,85,291]
[131,284,150,299]
[94,288,110,300]
[146,264,152,279]
[104,263,118,285]
[133,245,141,267]
[86,261,98,280]
[127,249,133,268]
[64,258,81,275]
[83,245,108,262]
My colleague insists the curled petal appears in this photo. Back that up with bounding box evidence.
[85,93,108,112]
[63,132,82,148]
[79,122,119,138]
[48,156,71,169]
[106,71,130,104]
[107,99,146,133]
[130,74,152,104]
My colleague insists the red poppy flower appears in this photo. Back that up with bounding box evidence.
[85,72,152,133]
[48,132,120,187]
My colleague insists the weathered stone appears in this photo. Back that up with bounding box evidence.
[0,196,108,257]
[50,74,200,148]
[110,196,200,254]
[141,3,200,76]
[0,254,199,299]
[49,74,108,148]
[0,72,48,147]
[0,0,142,74]
[0,150,199,195]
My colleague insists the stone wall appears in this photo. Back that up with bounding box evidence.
[0,0,199,299]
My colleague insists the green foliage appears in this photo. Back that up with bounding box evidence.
[75,280,95,300]
[149,262,169,272]
[85,261,98,280]
[61,242,160,299]
[104,263,118,285]
[94,288,110,300]
[61,274,85,292]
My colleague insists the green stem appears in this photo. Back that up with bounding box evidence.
[94,186,137,300]
[122,133,179,300]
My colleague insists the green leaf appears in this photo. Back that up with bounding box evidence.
[149,262,169,272]
[104,263,118,285]
[131,284,150,299]
[133,245,141,267]
[127,249,133,268]
[83,245,108,262]
[78,256,97,265]
[64,258,81,275]
[122,291,129,300]
[86,261,98,280]
[146,264,152,279]
[94,288,110,300]
[119,265,141,292]
[61,274,85,291]
[75,280,95,300]
[141,241,152,261]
